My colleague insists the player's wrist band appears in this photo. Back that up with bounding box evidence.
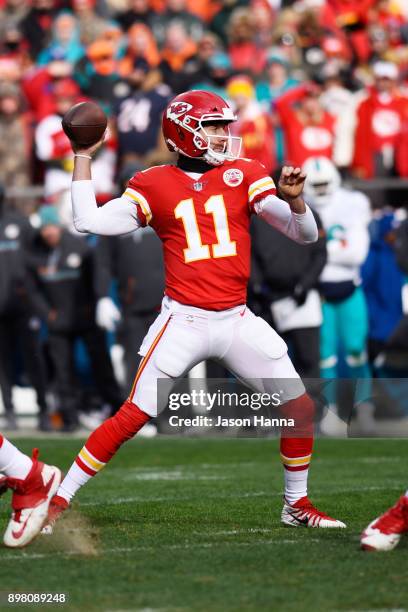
[74,154,92,160]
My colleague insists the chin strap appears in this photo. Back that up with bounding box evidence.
[203,150,225,166]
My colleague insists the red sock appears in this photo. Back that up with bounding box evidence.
[279,393,314,471]
[76,400,151,476]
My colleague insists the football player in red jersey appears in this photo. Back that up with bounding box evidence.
[0,433,61,547]
[361,492,408,551]
[46,90,346,531]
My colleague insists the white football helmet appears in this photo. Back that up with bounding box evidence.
[302,157,341,207]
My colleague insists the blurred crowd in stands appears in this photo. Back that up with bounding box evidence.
[1,0,408,433]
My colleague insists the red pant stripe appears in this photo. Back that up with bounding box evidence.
[128,318,171,401]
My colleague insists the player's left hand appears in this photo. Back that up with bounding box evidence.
[278,166,306,200]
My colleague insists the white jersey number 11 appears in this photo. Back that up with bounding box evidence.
[175,195,237,263]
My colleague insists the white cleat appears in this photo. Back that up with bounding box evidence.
[361,495,408,551]
[282,496,347,528]
[3,450,62,548]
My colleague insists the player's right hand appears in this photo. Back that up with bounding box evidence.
[71,130,108,158]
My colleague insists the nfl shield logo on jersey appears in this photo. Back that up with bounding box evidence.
[193,182,204,191]
[223,168,244,187]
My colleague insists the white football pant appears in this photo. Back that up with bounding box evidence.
[130,296,305,417]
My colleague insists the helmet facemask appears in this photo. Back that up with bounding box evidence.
[198,120,242,166]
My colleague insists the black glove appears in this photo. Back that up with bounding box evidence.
[293,284,308,306]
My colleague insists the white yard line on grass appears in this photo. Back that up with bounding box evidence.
[1,538,323,561]
[198,528,276,536]
[80,490,270,506]
[79,484,404,507]
[108,462,259,475]
[122,472,228,481]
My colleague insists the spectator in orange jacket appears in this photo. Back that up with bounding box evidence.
[158,22,198,93]
[118,22,160,77]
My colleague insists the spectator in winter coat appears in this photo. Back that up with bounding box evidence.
[226,75,276,174]
[37,12,84,67]
[118,22,160,74]
[351,61,408,178]
[151,0,204,48]
[362,209,405,363]
[250,202,326,379]
[74,39,121,112]
[35,78,116,228]
[0,82,33,215]
[95,226,165,391]
[72,0,114,46]
[158,22,198,93]
[0,186,49,431]
[227,7,266,75]
[22,59,74,122]
[26,206,123,431]
[115,0,156,33]
[34,78,81,205]
[256,49,299,109]
[304,156,374,435]
[20,0,57,61]
[113,58,172,169]
[256,49,299,164]
[0,0,29,43]
[275,82,336,166]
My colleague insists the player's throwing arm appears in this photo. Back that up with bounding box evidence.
[62,102,140,236]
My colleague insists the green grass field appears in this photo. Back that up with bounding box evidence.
[1,437,408,611]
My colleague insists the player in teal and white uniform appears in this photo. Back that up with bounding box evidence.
[303,157,374,435]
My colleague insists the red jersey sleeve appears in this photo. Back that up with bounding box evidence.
[244,159,276,213]
[122,172,154,227]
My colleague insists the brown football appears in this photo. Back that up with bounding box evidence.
[62,101,107,147]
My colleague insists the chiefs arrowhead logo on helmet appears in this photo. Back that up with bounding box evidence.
[166,101,193,121]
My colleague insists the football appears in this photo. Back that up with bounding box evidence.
[62,101,107,147]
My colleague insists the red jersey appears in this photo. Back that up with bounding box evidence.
[275,85,335,166]
[124,158,276,310]
[234,114,276,174]
[352,90,408,179]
